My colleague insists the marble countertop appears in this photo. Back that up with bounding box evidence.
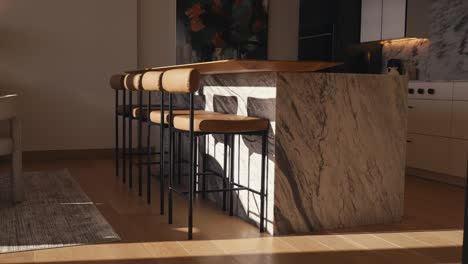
[127,60,341,75]
[409,80,468,82]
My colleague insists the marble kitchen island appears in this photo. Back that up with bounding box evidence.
[140,60,408,235]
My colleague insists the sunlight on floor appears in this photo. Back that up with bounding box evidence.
[11,230,461,264]
[172,227,201,234]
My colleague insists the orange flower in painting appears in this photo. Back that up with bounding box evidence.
[234,0,244,6]
[190,17,205,32]
[252,20,264,33]
[212,0,223,14]
[186,3,205,32]
[185,3,204,19]
[212,32,225,48]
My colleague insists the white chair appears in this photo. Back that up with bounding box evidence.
[0,93,23,203]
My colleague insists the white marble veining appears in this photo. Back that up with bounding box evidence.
[171,72,408,235]
[274,73,407,234]
[382,0,468,80]
[199,73,277,234]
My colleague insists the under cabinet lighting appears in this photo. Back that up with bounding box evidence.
[380,38,429,44]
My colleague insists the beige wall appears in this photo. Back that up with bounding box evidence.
[138,0,176,68]
[268,0,300,60]
[0,0,298,151]
[0,0,137,151]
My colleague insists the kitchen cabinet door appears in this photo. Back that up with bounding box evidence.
[452,101,468,140]
[449,139,468,178]
[407,134,451,175]
[454,82,468,100]
[407,99,452,137]
[361,0,383,42]
[381,0,406,40]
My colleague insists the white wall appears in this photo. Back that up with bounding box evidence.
[0,0,297,151]
[138,0,176,68]
[0,0,137,151]
[268,0,300,60]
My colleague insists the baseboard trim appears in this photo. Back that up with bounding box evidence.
[406,167,466,187]
[23,149,115,162]
[23,147,158,162]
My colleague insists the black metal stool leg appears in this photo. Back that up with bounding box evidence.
[147,92,152,204]
[122,90,127,184]
[202,135,207,200]
[193,136,198,196]
[138,90,143,196]
[129,91,133,189]
[169,93,174,224]
[188,94,195,240]
[178,132,182,184]
[222,134,228,211]
[229,134,235,216]
[115,89,119,177]
[160,91,165,214]
[260,132,267,233]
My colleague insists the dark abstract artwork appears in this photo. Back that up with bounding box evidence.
[176,0,269,63]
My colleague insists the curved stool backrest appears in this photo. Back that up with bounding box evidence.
[141,71,164,91]
[161,68,200,94]
[109,75,126,90]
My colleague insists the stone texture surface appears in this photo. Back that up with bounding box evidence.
[175,72,407,235]
[382,0,468,80]
[199,73,277,234]
[274,73,408,234]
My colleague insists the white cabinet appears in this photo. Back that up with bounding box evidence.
[381,0,406,40]
[408,82,453,100]
[361,0,431,42]
[406,81,468,182]
[360,0,383,42]
[449,139,468,178]
[408,99,452,137]
[452,101,468,140]
[407,134,451,175]
[454,82,468,100]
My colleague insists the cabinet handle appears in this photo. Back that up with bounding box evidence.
[408,106,414,109]
[407,140,413,143]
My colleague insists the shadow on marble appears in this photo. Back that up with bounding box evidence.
[213,95,238,114]
[247,97,276,122]
[173,94,206,110]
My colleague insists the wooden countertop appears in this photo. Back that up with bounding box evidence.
[127,60,341,75]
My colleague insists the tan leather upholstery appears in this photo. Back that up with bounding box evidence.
[173,114,269,133]
[132,108,151,119]
[110,74,125,90]
[141,71,164,91]
[161,68,201,94]
[124,73,142,91]
[149,110,222,124]
[117,105,160,117]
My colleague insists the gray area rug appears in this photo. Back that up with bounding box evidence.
[0,170,120,254]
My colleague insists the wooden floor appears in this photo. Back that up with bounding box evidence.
[0,158,464,264]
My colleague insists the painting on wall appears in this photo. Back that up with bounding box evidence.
[176,0,269,64]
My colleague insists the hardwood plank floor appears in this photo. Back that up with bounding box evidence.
[0,158,463,264]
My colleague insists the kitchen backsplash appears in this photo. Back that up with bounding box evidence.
[382,0,468,80]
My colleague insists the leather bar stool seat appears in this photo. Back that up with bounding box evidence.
[173,114,269,133]
[149,110,223,125]
[117,105,160,117]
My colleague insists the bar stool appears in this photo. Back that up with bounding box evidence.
[110,74,160,199]
[160,68,269,240]
[141,71,218,214]
[109,74,125,181]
